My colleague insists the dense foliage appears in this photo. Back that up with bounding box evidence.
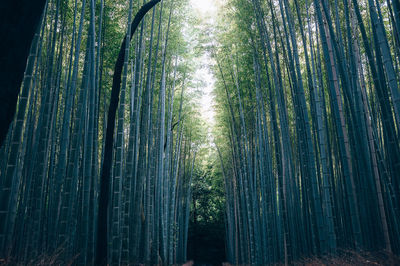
[213,0,400,264]
[1,0,400,265]
[0,0,205,264]
[187,148,226,265]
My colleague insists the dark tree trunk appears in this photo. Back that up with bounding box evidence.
[95,0,161,264]
[0,0,47,148]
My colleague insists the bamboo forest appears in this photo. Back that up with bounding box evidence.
[1,0,400,265]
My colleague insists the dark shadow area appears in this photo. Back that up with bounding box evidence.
[187,220,226,266]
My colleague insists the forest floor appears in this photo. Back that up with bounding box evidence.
[293,250,399,265]
[219,250,400,266]
[1,250,399,265]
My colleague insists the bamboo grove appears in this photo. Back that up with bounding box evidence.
[0,0,201,264]
[213,0,400,264]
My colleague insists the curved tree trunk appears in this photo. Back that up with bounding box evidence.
[95,0,161,264]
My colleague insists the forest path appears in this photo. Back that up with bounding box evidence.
[185,1,227,265]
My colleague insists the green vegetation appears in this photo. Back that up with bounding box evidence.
[1,0,400,265]
[0,0,206,264]
[187,147,226,264]
[212,0,400,264]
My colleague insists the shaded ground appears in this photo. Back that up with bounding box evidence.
[293,250,400,266]
[2,249,399,265]
[221,250,400,266]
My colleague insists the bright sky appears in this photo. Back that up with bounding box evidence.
[190,0,217,16]
[190,0,218,129]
